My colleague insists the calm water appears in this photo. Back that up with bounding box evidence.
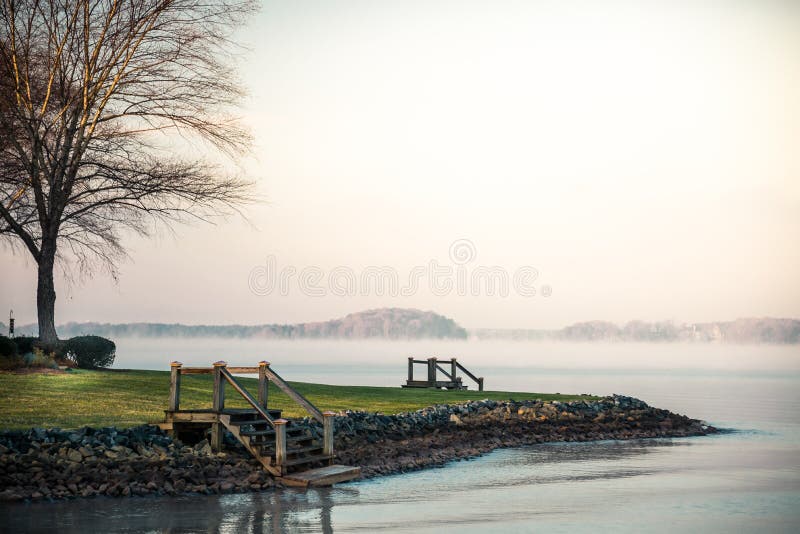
[2,340,799,533]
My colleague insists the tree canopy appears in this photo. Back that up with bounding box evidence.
[1,0,258,342]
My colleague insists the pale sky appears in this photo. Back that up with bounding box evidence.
[2,0,799,329]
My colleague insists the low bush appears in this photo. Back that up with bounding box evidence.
[0,336,25,369]
[62,335,116,369]
[12,336,37,355]
[0,353,23,370]
[22,348,59,369]
[0,335,17,358]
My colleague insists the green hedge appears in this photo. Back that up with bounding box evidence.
[12,336,37,355]
[0,335,17,357]
[61,335,116,368]
[0,334,116,369]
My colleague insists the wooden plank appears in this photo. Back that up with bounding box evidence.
[323,412,334,456]
[274,419,287,472]
[279,465,361,488]
[211,422,223,452]
[180,368,214,374]
[280,453,333,468]
[258,364,269,409]
[167,412,219,423]
[455,361,483,388]
[403,380,430,388]
[218,414,281,477]
[226,367,260,374]
[212,365,225,412]
[262,367,324,423]
[169,363,181,411]
[220,368,276,425]
[435,363,454,381]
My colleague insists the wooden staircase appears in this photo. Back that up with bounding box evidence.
[159,361,360,487]
[219,411,335,475]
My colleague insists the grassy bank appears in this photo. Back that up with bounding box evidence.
[0,369,593,430]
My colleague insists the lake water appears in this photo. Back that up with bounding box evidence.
[2,340,799,532]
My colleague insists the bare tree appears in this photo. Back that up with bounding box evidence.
[0,0,257,343]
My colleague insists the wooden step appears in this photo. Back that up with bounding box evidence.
[164,364,361,484]
[233,419,300,430]
[257,438,315,455]
[279,465,362,488]
[257,434,313,446]
[227,409,282,422]
[280,453,334,468]
[285,445,323,456]
[239,426,307,437]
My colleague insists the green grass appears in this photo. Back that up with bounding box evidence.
[0,369,595,430]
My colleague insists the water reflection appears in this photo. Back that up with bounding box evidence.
[0,439,708,533]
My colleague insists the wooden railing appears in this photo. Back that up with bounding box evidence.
[167,360,333,466]
[406,357,484,391]
[259,364,324,423]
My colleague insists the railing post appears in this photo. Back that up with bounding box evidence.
[274,419,288,471]
[408,357,414,382]
[478,377,484,392]
[212,361,226,412]
[211,361,226,452]
[169,361,182,411]
[451,358,457,383]
[258,361,270,410]
[323,411,335,457]
[427,357,437,387]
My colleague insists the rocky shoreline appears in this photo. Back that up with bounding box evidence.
[0,396,716,502]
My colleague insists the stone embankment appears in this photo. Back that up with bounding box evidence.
[0,396,716,501]
[311,395,715,477]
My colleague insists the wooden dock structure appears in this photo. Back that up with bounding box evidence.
[157,361,360,488]
[402,357,484,391]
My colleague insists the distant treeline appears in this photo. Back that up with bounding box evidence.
[3,308,468,340]
[472,317,800,344]
[4,312,797,344]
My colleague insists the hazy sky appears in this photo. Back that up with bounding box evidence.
[2,0,799,329]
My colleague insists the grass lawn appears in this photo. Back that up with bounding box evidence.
[0,369,595,430]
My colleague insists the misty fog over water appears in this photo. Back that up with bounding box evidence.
[4,339,798,532]
[114,338,800,424]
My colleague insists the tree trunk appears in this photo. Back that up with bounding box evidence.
[36,246,58,344]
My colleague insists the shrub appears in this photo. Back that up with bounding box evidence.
[0,336,23,369]
[13,336,37,355]
[22,348,59,369]
[0,355,23,370]
[0,335,17,357]
[62,335,116,369]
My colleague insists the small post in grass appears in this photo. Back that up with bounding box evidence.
[323,411,336,457]
[169,361,182,411]
[408,357,414,382]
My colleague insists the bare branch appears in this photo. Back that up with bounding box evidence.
[1,0,257,272]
